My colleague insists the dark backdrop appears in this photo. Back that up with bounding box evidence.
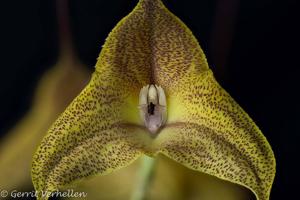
[0,0,299,199]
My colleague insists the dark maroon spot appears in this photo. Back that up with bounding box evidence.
[147,102,155,115]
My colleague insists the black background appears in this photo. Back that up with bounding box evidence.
[0,0,299,199]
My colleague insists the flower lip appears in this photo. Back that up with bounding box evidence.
[139,84,167,134]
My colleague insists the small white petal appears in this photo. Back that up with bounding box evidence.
[148,85,158,104]
[157,85,166,106]
[139,86,148,105]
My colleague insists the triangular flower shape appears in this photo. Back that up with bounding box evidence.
[31,0,276,200]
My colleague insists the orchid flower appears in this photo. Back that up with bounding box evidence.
[32,0,276,200]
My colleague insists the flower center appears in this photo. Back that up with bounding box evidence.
[139,84,167,134]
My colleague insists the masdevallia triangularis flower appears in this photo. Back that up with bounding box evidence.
[31,0,276,200]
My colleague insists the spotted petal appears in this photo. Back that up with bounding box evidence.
[32,0,275,200]
[157,70,275,200]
